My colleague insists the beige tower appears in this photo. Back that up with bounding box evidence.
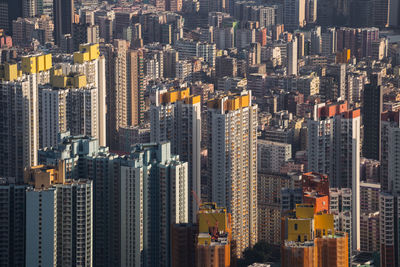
[207,90,258,257]
[104,40,145,149]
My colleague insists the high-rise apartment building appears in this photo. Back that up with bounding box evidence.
[381,111,400,191]
[26,186,58,266]
[360,211,380,252]
[287,37,298,75]
[321,28,337,56]
[360,181,380,213]
[207,90,258,257]
[12,16,54,46]
[39,45,106,148]
[379,192,400,266]
[257,140,291,174]
[308,101,361,250]
[175,39,216,67]
[40,73,99,146]
[150,88,201,223]
[120,143,188,266]
[199,0,229,14]
[0,180,27,266]
[39,134,189,267]
[0,0,22,34]
[195,203,231,267]
[0,54,52,182]
[284,0,306,31]
[329,188,353,261]
[39,134,121,266]
[24,164,93,267]
[127,49,145,126]
[53,0,74,46]
[167,0,183,11]
[363,73,383,161]
[103,40,144,149]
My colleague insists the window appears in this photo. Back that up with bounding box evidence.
[294,223,298,230]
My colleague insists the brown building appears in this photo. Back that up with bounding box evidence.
[282,232,349,267]
[102,40,145,149]
[282,243,315,267]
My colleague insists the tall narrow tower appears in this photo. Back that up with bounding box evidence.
[207,90,258,257]
[307,101,361,251]
[363,73,383,160]
[54,0,74,46]
[150,88,201,223]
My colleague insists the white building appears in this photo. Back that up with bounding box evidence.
[26,187,58,267]
[39,82,99,148]
[26,180,93,267]
[175,39,216,66]
[120,142,188,267]
[175,60,192,81]
[308,101,361,250]
[287,37,298,75]
[257,140,291,174]
[207,90,258,257]
[150,88,201,223]
[39,87,68,148]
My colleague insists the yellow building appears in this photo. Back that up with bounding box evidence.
[24,161,66,189]
[196,203,231,267]
[73,43,100,64]
[282,204,348,267]
[283,204,335,242]
[21,54,52,74]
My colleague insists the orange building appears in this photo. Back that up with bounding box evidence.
[283,232,349,267]
[282,242,315,267]
[195,203,231,267]
[282,202,349,267]
[314,232,348,267]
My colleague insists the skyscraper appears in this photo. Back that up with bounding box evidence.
[0,180,27,266]
[207,90,258,257]
[54,0,74,46]
[381,111,400,191]
[38,133,189,267]
[103,40,144,149]
[287,37,298,75]
[127,49,145,126]
[284,0,306,31]
[150,87,201,223]
[308,101,361,251]
[39,43,106,148]
[0,54,52,182]
[0,0,22,34]
[363,73,383,161]
[378,112,400,265]
[120,142,188,266]
[24,164,93,267]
